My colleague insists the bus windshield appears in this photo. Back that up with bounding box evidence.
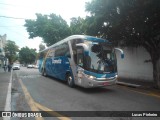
[83,42,117,74]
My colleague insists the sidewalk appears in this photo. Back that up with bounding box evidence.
[117,77,155,88]
[117,77,160,97]
[0,68,11,112]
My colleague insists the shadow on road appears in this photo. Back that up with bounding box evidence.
[46,75,116,94]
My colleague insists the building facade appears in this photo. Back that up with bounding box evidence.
[0,34,7,67]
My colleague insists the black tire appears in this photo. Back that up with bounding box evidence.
[42,69,47,77]
[66,73,74,88]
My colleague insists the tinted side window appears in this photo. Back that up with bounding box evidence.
[47,48,55,58]
[38,50,48,59]
[55,42,70,57]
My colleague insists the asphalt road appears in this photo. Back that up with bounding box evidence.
[11,67,160,120]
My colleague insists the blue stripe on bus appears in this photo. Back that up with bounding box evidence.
[85,36,108,43]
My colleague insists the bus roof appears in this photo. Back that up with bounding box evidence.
[40,35,109,53]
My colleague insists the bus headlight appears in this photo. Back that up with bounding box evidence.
[115,75,118,78]
[84,73,96,80]
[87,75,96,80]
[89,75,95,79]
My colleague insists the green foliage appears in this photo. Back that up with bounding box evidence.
[39,43,46,51]
[70,16,102,36]
[70,17,85,35]
[85,0,160,88]
[23,1,160,87]
[84,16,103,36]
[86,0,160,48]
[4,40,19,63]
[19,47,37,64]
[24,13,71,46]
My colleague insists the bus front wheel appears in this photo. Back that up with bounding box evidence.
[66,73,74,88]
[42,69,47,77]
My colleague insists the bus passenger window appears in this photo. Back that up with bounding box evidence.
[55,42,70,57]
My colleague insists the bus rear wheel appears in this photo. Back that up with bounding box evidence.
[66,73,74,88]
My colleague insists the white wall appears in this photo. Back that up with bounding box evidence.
[116,47,153,81]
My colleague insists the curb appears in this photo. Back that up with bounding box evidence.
[3,70,12,120]
[116,81,141,88]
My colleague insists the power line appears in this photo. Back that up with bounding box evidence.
[0,2,33,8]
[0,25,24,27]
[0,15,27,19]
[2,27,28,38]
[0,2,19,6]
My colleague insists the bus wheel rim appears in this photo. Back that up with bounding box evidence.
[68,76,72,85]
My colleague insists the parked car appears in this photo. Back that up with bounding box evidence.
[27,64,33,68]
[12,63,20,70]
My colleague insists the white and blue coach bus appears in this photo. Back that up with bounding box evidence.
[38,35,124,88]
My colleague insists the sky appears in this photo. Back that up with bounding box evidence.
[0,0,91,51]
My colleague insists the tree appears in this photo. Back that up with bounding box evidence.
[39,43,46,51]
[86,0,160,88]
[19,47,37,65]
[70,17,85,35]
[24,13,71,46]
[4,40,19,64]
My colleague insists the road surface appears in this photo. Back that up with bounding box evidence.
[11,67,160,120]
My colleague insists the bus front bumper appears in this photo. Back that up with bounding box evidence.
[82,76,117,88]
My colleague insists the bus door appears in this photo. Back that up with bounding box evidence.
[77,47,84,68]
[76,47,85,85]
[76,45,90,70]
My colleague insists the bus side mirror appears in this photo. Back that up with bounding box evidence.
[121,54,124,59]
[114,48,124,59]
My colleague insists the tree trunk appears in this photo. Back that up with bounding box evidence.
[152,58,160,89]
[143,44,160,89]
